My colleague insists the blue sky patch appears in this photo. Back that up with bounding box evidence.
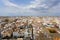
[10,0,34,6]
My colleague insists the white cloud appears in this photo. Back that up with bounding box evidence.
[2,0,21,8]
[1,0,41,15]
[2,0,48,9]
[0,0,60,16]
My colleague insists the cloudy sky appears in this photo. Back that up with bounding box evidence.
[0,0,60,16]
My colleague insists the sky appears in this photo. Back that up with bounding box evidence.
[0,0,60,16]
